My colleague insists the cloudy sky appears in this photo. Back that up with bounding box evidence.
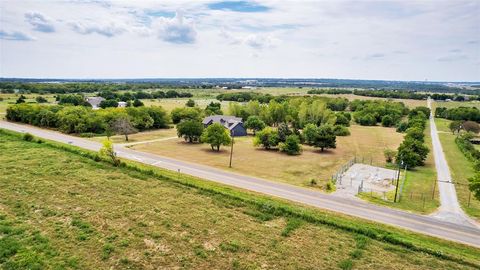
[0,0,479,81]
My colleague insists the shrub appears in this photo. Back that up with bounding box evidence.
[357,114,376,126]
[309,179,317,186]
[22,133,34,141]
[279,135,302,155]
[253,127,279,150]
[384,149,396,163]
[381,115,394,127]
[333,125,350,136]
[326,180,336,192]
[396,121,408,133]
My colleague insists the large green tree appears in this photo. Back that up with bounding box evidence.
[244,115,266,135]
[201,123,232,151]
[177,120,204,143]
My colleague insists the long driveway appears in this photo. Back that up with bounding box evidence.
[1,120,480,248]
[428,99,476,225]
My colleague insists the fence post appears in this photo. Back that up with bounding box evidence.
[432,180,436,200]
[422,196,426,210]
[468,191,471,208]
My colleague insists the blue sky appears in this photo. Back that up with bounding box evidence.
[0,0,479,81]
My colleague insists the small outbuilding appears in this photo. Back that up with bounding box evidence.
[202,115,247,136]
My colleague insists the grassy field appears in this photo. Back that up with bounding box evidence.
[314,93,427,108]
[1,131,479,269]
[434,118,480,219]
[434,100,480,109]
[131,124,403,189]
[359,121,439,214]
[89,128,178,144]
[0,93,57,118]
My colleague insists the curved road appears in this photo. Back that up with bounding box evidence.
[1,121,480,248]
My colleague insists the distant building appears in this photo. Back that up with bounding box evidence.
[118,101,127,108]
[85,97,105,109]
[202,115,247,136]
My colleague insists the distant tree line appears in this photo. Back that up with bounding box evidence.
[97,90,192,100]
[216,92,279,103]
[308,89,479,101]
[6,104,169,136]
[435,107,480,122]
[0,82,202,94]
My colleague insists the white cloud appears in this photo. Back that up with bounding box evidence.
[0,0,478,81]
[68,21,126,37]
[244,34,279,49]
[25,11,55,33]
[154,11,196,44]
[0,30,35,41]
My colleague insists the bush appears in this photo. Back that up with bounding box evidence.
[279,135,302,155]
[384,149,396,163]
[333,125,350,136]
[396,121,408,133]
[381,115,394,127]
[326,180,336,192]
[253,127,279,150]
[357,114,377,126]
[22,133,34,141]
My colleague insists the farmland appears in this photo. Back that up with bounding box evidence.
[130,124,403,188]
[1,131,479,269]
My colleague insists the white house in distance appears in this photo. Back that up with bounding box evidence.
[85,97,104,109]
[85,97,128,109]
[202,115,247,136]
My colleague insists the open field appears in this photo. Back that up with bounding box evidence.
[0,93,57,117]
[434,118,480,219]
[1,131,479,269]
[359,121,439,214]
[313,93,428,108]
[131,124,403,189]
[435,100,480,110]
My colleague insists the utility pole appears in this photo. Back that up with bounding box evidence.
[229,131,234,168]
[394,160,402,203]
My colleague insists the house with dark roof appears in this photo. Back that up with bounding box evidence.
[202,115,247,136]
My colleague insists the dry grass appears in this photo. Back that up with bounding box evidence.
[89,128,178,144]
[131,124,403,188]
[0,133,475,269]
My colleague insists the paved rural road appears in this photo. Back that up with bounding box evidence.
[427,99,477,226]
[1,121,480,248]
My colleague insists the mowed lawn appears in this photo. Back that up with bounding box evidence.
[0,132,478,269]
[434,118,480,219]
[131,124,403,188]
